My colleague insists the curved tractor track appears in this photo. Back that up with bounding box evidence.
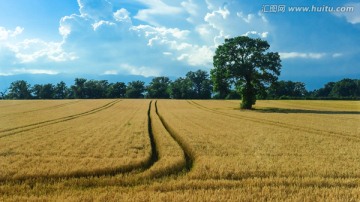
[110,100,193,184]
[0,100,193,184]
[154,100,194,172]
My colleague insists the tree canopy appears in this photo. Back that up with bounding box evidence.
[126,81,146,98]
[8,80,32,99]
[267,81,307,99]
[170,70,212,99]
[2,72,358,100]
[147,77,171,99]
[311,79,360,99]
[212,36,282,109]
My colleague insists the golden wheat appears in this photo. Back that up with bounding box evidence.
[0,99,359,201]
[0,100,152,180]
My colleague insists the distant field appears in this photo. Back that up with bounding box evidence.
[0,99,359,201]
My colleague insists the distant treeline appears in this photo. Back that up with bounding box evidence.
[0,70,359,100]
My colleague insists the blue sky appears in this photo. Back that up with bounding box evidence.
[0,0,359,90]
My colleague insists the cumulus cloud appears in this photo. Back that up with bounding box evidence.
[114,8,131,23]
[203,2,270,45]
[280,52,327,59]
[72,0,268,74]
[0,25,76,76]
[1,0,274,77]
[177,45,214,66]
[7,39,77,63]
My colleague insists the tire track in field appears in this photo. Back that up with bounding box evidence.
[146,100,160,169]
[0,100,185,183]
[188,101,360,142]
[154,100,194,172]
[0,100,121,138]
[1,101,359,190]
[61,100,191,187]
[0,100,81,118]
[123,100,189,181]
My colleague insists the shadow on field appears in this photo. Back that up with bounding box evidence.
[255,108,360,115]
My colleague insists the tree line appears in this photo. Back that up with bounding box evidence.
[1,70,213,100]
[1,72,358,100]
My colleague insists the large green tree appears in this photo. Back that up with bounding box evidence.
[212,36,281,109]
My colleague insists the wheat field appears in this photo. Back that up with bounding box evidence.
[0,99,359,201]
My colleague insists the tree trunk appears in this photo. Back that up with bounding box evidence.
[241,79,256,109]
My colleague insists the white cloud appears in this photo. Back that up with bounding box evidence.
[92,20,116,31]
[77,0,113,20]
[181,0,199,16]
[280,52,326,59]
[203,2,270,46]
[163,52,172,55]
[0,72,13,76]
[1,68,59,76]
[134,0,183,26]
[7,39,77,63]
[103,70,118,75]
[0,26,24,40]
[121,63,160,77]
[205,7,230,23]
[237,12,254,23]
[332,53,343,58]
[244,31,269,38]
[0,0,275,77]
[131,24,214,67]
[131,25,190,40]
[176,45,214,66]
[334,2,360,24]
[196,24,211,37]
[114,8,131,23]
